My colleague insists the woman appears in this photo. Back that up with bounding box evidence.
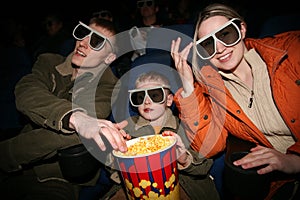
[170,3,300,199]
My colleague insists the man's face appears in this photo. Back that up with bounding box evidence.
[137,0,158,18]
[71,23,115,68]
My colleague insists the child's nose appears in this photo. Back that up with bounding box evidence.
[144,96,152,104]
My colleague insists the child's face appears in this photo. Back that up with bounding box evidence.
[134,82,173,121]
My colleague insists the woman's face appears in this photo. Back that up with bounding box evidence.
[197,16,246,72]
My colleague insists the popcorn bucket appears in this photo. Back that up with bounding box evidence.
[113,135,180,200]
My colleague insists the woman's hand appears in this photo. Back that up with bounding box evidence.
[233,145,300,174]
[170,37,194,97]
[69,111,130,152]
[162,130,189,167]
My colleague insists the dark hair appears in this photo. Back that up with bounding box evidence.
[88,17,119,53]
[89,17,118,35]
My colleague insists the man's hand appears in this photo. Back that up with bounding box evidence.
[69,111,130,152]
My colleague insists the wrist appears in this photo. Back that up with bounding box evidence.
[181,85,194,98]
[69,111,85,130]
[178,151,192,167]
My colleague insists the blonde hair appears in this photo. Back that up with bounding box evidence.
[135,71,170,88]
[191,3,245,82]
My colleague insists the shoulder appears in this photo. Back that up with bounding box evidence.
[245,31,300,65]
[32,53,66,73]
[33,53,65,69]
[245,31,300,50]
[36,53,66,65]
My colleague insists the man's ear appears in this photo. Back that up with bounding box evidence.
[104,52,116,65]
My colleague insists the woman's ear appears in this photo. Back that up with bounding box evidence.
[104,52,116,65]
[240,22,247,39]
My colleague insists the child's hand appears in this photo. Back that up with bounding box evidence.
[162,131,189,166]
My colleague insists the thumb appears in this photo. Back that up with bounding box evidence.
[115,120,128,130]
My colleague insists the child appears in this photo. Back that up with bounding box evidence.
[126,70,179,136]
[103,71,219,200]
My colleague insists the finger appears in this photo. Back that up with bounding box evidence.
[181,42,193,60]
[114,120,128,130]
[257,164,273,174]
[102,127,127,152]
[171,40,180,63]
[94,133,106,151]
[172,37,181,53]
[98,120,118,131]
[250,145,265,152]
[120,129,131,140]
[234,152,272,170]
[99,127,118,150]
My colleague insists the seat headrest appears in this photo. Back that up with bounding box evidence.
[146,24,195,54]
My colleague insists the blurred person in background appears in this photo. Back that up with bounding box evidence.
[31,12,74,61]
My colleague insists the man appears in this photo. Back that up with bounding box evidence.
[0,18,128,200]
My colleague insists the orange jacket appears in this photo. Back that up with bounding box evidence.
[174,30,300,157]
[174,31,300,198]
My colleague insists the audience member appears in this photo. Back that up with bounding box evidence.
[102,71,219,200]
[0,17,33,137]
[0,18,130,200]
[168,0,198,24]
[171,3,300,200]
[92,10,114,22]
[31,12,74,61]
[129,0,175,61]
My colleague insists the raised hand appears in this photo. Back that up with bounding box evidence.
[170,37,194,97]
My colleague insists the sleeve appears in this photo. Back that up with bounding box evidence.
[174,82,228,158]
[15,53,84,133]
[178,149,213,176]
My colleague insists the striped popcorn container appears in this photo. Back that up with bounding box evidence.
[113,135,180,200]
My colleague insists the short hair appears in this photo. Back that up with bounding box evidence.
[88,17,118,53]
[135,71,170,88]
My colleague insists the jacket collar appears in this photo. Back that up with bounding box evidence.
[245,38,286,73]
[55,52,108,80]
[56,53,73,76]
[135,108,177,131]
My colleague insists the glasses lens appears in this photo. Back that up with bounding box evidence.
[196,20,241,59]
[90,32,105,49]
[197,36,215,58]
[215,24,240,45]
[131,91,146,106]
[73,24,90,40]
[46,21,53,27]
[137,1,144,8]
[147,88,164,103]
[146,0,153,6]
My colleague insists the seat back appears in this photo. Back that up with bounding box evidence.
[110,24,194,122]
